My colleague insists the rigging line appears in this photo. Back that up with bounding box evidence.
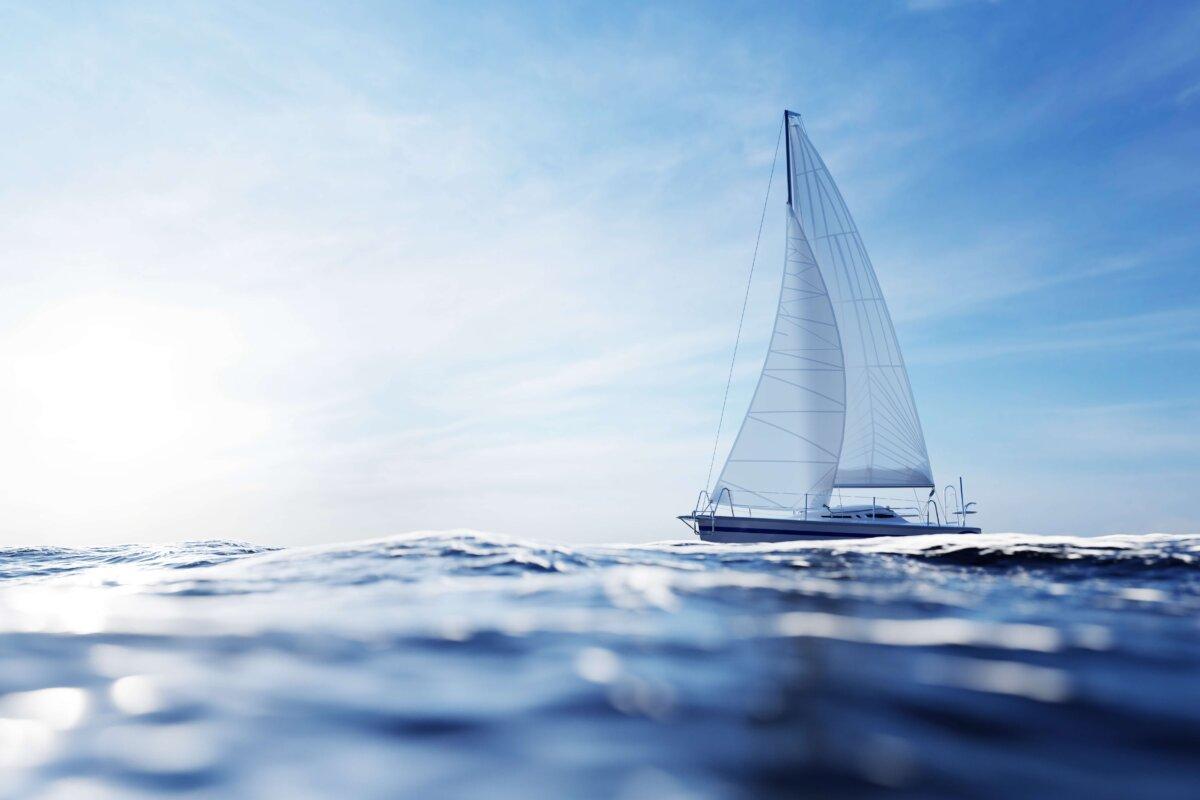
[705,117,785,494]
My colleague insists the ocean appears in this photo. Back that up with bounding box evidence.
[1,531,1198,799]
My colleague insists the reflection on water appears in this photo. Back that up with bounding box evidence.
[1,532,1199,799]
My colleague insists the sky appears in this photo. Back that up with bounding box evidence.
[0,0,1197,546]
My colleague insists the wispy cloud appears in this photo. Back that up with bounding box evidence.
[911,306,1200,365]
[982,3,1200,132]
[1177,80,1200,106]
[1031,400,1200,461]
[883,224,1190,325]
[902,0,999,13]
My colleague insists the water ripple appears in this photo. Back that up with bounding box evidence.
[0,531,1197,799]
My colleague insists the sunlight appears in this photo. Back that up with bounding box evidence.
[0,688,89,731]
[16,299,196,459]
[0,295,269,516]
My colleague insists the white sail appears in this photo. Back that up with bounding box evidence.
[785,112,933,488]
[711,207,846,512]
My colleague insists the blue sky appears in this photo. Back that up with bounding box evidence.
[0,1,1197,544]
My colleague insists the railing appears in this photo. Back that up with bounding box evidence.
[686,487,734,534]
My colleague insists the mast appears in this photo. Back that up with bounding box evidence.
[784,110,794,208]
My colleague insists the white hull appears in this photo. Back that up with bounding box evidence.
[680,514,981,543]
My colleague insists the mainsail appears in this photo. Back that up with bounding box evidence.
[784,112,933,489]
[711,207,846,513]
[712,111,933,511]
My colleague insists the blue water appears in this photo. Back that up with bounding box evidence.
[1,532,1198,799]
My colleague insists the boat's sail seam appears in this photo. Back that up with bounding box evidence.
[712,206,847,512]
[784,113,933,489]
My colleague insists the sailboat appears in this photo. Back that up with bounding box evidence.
[681,111,981,543]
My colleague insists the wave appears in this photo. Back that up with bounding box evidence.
[1,529,1198,798]
[817,532,1200,568]
[3,531,1199,590]
[0,540,274,582]
[0,531,1195,615]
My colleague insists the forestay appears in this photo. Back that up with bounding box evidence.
[784,112,933,488]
